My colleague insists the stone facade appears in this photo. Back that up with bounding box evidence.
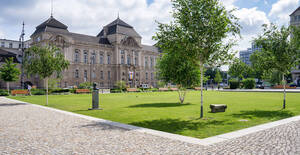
[290,7,300,86]
[30,16,159,89]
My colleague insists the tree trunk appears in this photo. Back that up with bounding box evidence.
[45,78,49,106]
[282,74,286,109]
[7,82,9,95]
[200,63,204,118]
[177,89,187,104]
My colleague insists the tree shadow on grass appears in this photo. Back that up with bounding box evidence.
[231,110,294,119]
[128,102,192,108]
[130,118,228,133]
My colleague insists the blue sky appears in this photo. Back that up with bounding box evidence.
[0,0,299,51]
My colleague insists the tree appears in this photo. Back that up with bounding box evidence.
[254,24,300,109]
[228,58,252,84]
[153,0,240,118]
[214,70,222,89]
[157,51,201,104]
[24,45,69,105]
[0,57,20,94]
[115,80,126,91]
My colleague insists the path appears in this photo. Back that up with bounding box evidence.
[1,97,300,154]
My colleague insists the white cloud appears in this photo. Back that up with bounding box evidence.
[2,0,172,45]
[269,0,299,25]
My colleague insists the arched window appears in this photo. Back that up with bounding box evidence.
[127,54,131,65]
[107,54,111,64]
[100,53,104,64]
[84,51,88,64]
[74,50,80,63]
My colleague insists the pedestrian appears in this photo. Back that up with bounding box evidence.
[27,85,32,96]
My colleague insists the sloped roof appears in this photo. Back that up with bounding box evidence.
[290,6,300,16]
[105,17,133,28]
[31,16,68,37]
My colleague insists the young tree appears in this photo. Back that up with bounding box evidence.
[157,52,201,104]
[154,0,240,118]
[115,80,126,92]
[254,24,300,109]
[214,70,222,89]
[24,45,69,105]
[228,58,252,83]
[0,57,20,94]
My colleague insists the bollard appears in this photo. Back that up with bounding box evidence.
[89,82,102,110]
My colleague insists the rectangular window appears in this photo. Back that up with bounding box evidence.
[9,43,13,48]
[107,54,111,64]
[108,71,111,80]
[121,55,125,64]
[91,52,96,64]
[151,73,153,80]
[1,42,4,47]
[146,72,148,80]
[100,54,104,64]
[92,71,96,78]
[84,51,88,64]
[127,54,131,65]
[150,57,153,68]
[74,50,80,63]
[84,70,88,79]
[145,57,148,67]
[75,69,79,78]
[100,71,104,79]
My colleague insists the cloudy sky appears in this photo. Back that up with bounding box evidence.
[0,0,299,51]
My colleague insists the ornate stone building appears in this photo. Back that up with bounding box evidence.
[290,6,300,86]
[30,16,159,88]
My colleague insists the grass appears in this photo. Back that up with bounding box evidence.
[8,91,300,139]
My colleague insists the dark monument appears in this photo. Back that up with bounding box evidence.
[89,82,102,110]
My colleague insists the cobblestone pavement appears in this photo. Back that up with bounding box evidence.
[1,97,300,154]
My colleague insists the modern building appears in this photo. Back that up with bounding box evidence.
[239,42,260,65]
[27,15,159,89]
[290,6,300,86]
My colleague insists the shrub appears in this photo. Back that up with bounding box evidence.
[31,89,46,95]
[242,78,256,89]
[50,88,70,94]
[78,82,92,89]
[229,79,240,89]
[0,89,9,96]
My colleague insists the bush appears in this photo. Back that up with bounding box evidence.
[78,82,92,89]
[229,79,240,89]
[0,89,9,96]
[31,89,46,95]
[50,88,70,94]
[242,78,256,89]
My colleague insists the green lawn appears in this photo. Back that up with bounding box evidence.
[9,91,300,139]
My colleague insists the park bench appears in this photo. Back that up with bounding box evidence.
[272,85,296,89]
[11,90,29,96]
[195,87,201,90]
[75,89,91,94]
[159,88,169,91]
[127,88,138,92]
[210,104,227,113]
[170,88,178,91]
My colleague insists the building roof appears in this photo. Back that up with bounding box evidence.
[290,6,300,16]
[97,17,141,38]
[0,48,19,63]
[31,16,68,37]
[142,45,159,53]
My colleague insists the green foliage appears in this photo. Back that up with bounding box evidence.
[228,58,252,80]
[242,78,256,89]
[115,81,126,91]
[0,57,20,82]
[229,79,240,89]
[24,46,70,79]
[157,81,167,88]
[48,78,59,90]
[31,89,46,95]
[0,89,9,96]
[78,82,92,89]
[156,52,201,89]
[214,70,222,84]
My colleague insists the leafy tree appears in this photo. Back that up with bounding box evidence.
[115,80,126,91]
[78,82,92,89]
[157,52,201,104]
[214,70,222,89]
[24,45,70,105]
[254,24,300,109]
[0,57,20,94]
[228,58,252,87]
[153,0,240,118]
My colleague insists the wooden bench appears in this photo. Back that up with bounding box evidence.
[127,88,138,92]
[170,88,178,91]
[75,89,91,94]
[195,87,201,90]
[11,90,29,96]
[272,85,296,89]
[159,88,169,91]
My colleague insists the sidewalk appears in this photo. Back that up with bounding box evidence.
[1,97,300,154]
